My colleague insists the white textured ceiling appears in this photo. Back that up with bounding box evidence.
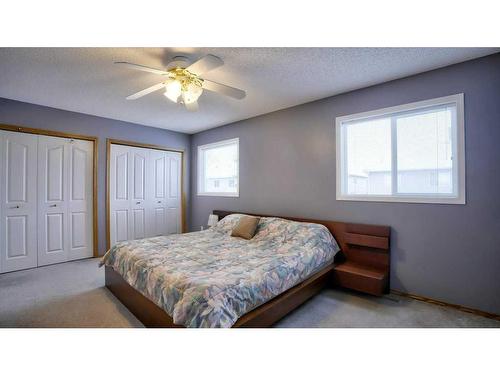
[0,48,498,134]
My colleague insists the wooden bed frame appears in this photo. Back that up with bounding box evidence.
[105,210,390,327]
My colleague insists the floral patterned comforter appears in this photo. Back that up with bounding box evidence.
[100,214,340,328]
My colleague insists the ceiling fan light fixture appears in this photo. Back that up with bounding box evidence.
[164,79,182,103]
[117,55,246,107]
[182,82,203,104]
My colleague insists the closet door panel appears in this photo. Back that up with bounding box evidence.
[152,207,166,237]
[153,154,166,200]
[6,216,29,257]
[168,156,180,200]
[130,147,148,240]
[37,136,68,266]
[115,152,128,200]
[0,131,38,273]
[148,150,168,237]
[132,151,146,201]
[114,210,129,242]
[109,145,131,247]
[132,209,145,239]
[166,152,182,234]
[46,214,64,251]
[67,139,93,260]
[70,212,86,249]
[166,208,179,234]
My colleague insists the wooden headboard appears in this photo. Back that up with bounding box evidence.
[213,210,391,270]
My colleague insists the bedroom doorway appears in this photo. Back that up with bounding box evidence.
[106,139,185,251]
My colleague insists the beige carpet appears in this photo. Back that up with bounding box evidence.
[1,258,499,328]
[0,258,142,327]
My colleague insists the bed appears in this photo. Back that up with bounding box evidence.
[103,210,390,328]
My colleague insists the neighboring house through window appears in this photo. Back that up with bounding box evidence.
[198,138,239,197]
[336,94,465,204]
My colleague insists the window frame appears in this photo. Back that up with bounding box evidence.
[197,137,240,197]
[335,94,465,204]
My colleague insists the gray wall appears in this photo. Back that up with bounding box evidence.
[190,53,500,315]
[0,98,191,255]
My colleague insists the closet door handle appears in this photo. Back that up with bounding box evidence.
[157,201,162,204]
[50,204,57,207]
[10,205,20,209]
[136,201,141,204]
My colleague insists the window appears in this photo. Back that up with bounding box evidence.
[336,94,465,204]
[198,138,239,197]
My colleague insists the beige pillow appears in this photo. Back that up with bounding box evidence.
[231,215,260,240]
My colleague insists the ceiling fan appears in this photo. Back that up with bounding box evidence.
[115,54,246,111]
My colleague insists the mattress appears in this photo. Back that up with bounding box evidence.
[100,214,340,327]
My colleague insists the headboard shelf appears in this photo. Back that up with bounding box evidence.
[344,232,389,250]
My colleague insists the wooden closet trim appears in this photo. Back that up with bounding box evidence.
[0,123,99,257]
[105,138,187,252]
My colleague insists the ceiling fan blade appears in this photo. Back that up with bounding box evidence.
[126,82,165,100]
[185,101,199,112]
[202,79,246,100]
[187,54,224,75]
[115,61,168,75]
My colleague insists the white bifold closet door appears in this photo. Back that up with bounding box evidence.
[148,149,168,238]
[0,131,38,273]
[0,130,94,273]
[37,135,93,266]
[109,144,182,248]
[149,149,182,237]
[165,151,182,235]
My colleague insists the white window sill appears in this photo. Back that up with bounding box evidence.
[336,194,465,205]
[197,192,239,198]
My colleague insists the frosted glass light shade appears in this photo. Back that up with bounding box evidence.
[164,79,182,102]
[182,82,203,104]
